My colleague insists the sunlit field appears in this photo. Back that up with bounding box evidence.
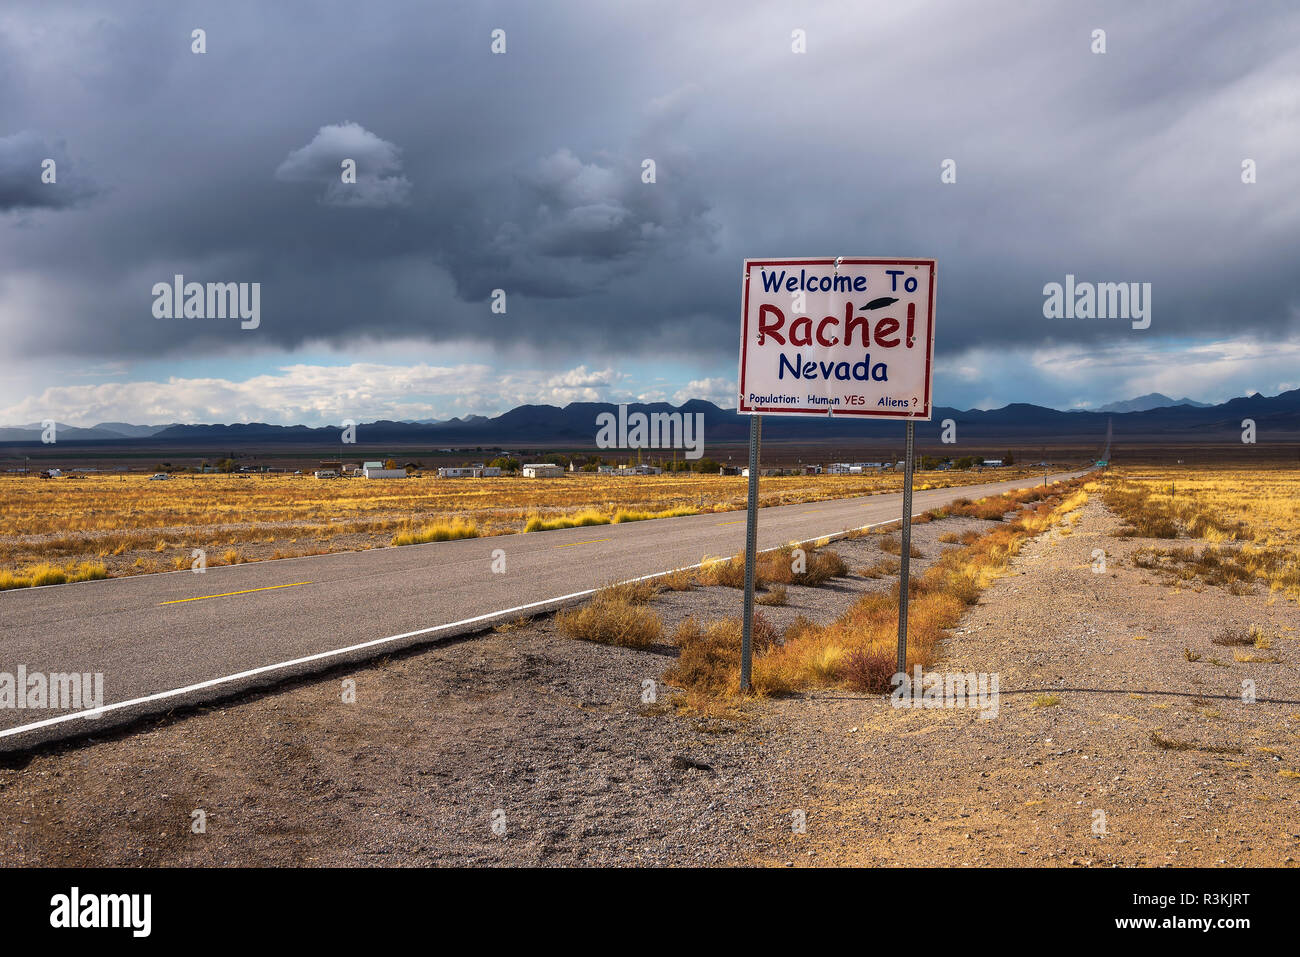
[1100,465,1300,601]
[0,467,1046,586]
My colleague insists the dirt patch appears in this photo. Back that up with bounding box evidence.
[755,497,1300,866]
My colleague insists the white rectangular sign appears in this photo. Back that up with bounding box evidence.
[738,257,937,420]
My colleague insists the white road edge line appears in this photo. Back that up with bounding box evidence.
[0,473,1081,741]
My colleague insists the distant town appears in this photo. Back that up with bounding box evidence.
[15,451,1029,481]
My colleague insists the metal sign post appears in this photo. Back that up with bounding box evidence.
[896,420,915,675]
[736,257,936,693]
[739,414,762,693]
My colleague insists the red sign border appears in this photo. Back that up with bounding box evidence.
[737,257,937,420]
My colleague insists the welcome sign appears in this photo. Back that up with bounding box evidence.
[738,257,937,420]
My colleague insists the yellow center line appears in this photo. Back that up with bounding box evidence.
[554,538,611,548]
[160,581,313,605]
[716,519,744,526]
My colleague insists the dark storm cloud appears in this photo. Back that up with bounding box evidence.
[443,147,718,300]
[0,0,1297,365]
[0,131,100,211]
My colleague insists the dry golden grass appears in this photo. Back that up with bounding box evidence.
[878,535,923,558]
[611,506,699,524]
[921,484,1060,523]
[1233,650,1280,664]
[391,518,478,546]
[665,483,1089,698]
[752,486,1088,694]
[664,613,782,696]
[524,509,613,532]
[555,589,663,647]
[697,554,749,589]
[493,615,533,634]
[653,567,697,592]
[523,505,699,532]
[795,549,849,585]
[1149,730,1241,754]
[597,578,660,605]
[858,557,900,579]
[1104,466,1300,545]
[3,469,1027,538]
[0,560,108,591]
[0,467,1046,585]
[1105,466,1300,600]
[696,544,849,590]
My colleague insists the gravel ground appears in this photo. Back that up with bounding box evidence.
[756,499,1300,867]
[1,498,1296,867]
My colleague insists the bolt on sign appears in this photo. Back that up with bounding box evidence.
[738,258,937,419]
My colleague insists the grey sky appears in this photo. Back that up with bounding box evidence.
[0,0,1297,422]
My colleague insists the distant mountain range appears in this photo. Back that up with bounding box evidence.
[1093,392,1212,413]
[0,421,180,442]
[0,413,498,442]
[4,389,1299,447]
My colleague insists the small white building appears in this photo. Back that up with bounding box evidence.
[437,466,502,478]
[363,466,406,479]
[313,469,339,479]
[981,459,1005,468]
[828,462,884,474]
[522,463,563,478]
[618,464,662,476]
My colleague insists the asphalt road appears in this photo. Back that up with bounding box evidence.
[0,470,1088,750]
